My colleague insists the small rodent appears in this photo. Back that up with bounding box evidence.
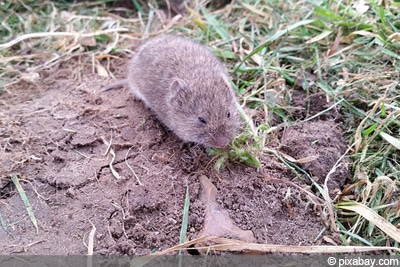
[101,34,241,148]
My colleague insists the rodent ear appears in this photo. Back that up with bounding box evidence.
[169,78,188,106]
[170,78,188,94]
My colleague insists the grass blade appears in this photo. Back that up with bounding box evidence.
[11,176,38,234]
[0,208,11,236]
[201,7,230,40]
[150,236,400,255]
[336,202,400,243]
[179,180,190,255]
[236,19,315,71]
[380,132,400,150]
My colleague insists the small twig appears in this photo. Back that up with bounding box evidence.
[323,142,355,231]
[87,220,96,256]
[125,146,143,185]
[101,136,121,179]
[110,202,129,239]
[86,220,96,267]
[0,28,130,49]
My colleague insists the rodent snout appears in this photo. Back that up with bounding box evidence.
[206,117,240,147]
[210,132,232,148]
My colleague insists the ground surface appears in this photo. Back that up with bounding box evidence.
[0,53,351,255]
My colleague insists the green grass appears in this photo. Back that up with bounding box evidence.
[1,0,399,251]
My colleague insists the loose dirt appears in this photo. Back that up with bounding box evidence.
[0,53,351,255]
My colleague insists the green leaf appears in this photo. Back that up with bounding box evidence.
[362,122,379,136]
[94,34,111,43]
[381,48,400,60]
[381,102,386,118]
[193,18,207,32]
[212,49,236,60]
[131,0,143,13]
[240,152,260,168]
[214,154,228,170]
[314,5,341,21]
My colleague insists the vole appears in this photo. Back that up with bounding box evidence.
[101,34,241,148]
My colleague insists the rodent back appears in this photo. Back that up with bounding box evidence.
[127,35,241,146]
[129,36,227,80]
[128,35,232,116]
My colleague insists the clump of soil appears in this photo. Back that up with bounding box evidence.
[0,54,350,255]
[280,120,351,194]
[281,90,352,193]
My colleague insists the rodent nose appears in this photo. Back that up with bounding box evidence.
[212,134,231,148]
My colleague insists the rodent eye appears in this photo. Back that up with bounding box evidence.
[198,117,207,124]
[227,112,231,118]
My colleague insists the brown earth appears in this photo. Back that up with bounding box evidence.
[0,53,351,255]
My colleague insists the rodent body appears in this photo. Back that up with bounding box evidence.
[102,35,241,148]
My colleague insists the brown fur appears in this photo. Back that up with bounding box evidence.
[104,35,241,147]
